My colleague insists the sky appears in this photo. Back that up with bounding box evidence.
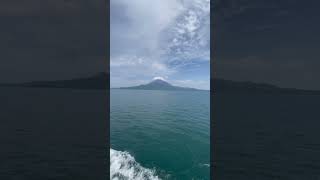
[110,0,210,90]
[2,0,320,90]
[0,0,107,83]
[214,0,320,90]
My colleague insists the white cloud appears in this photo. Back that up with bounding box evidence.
[110,0,210,88]
[164,0,210,65]
[111,0,183,57]
[171,79,210,90]
[153,76,166,81]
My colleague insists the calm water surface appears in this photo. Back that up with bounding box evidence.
[0,87,107,180]
[214,94,320,180]
[110,89,210,179]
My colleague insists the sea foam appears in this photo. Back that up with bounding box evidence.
[110,149,161,180]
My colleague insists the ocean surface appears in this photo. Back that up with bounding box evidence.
[214,94,320,180]
[2,87,320,179]
[110,89,210,180]
[0,87,107,180]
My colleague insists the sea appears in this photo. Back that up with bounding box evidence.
[3,87,319,180]
[0,87,107,180]
[110,89,210,180]
[214,93,320,180]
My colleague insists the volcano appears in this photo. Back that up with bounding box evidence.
[119,79,200,91]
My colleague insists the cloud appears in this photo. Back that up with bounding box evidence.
[110,0,210,87]
[0,0,106,83]
[0,0,105,16]
[164,0,210,64]
[153,77,166,81]
[111,0,183,57]
[171,79,210,90]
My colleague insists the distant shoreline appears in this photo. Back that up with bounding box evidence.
[111,88,210,92]
[1,73,319,95]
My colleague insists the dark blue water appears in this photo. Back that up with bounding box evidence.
[0,87,107,180]
[214,94,320,180]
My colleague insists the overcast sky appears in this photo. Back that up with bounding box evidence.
[110,0,210,90]
[0,0,107,83]
[3,0,319,90]
[214,0,320,90]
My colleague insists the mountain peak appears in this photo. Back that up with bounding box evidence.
[148,79,172,87]
[119,79,199,91]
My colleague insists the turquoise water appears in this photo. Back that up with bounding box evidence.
[110,89,210,179]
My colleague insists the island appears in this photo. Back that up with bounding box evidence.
[116,79,201,91]
[1,72,320,95]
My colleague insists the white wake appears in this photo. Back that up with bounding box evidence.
[110,149,161,180]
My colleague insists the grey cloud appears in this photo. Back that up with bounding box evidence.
[110,0,210,87]
[0,0,107,83]
[214,0,320,90]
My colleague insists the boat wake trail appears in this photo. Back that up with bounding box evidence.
[110,149,161,180]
